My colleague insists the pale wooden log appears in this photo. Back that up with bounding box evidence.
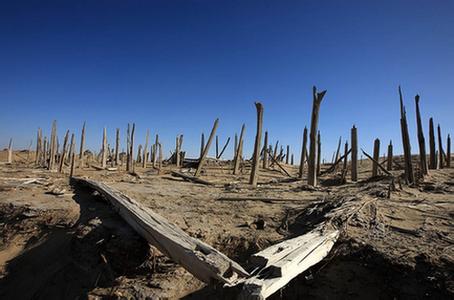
[361,149,392,176]
[171,171,214,185]
[415,95,428,175]
[438,124,444,169]
[372,138,380,177]
[195,119,219,176]
[115,128,120,166]
[153,134,159,167]
[143,130,149,168]
[399,87,414,183]
[176,135,181,167]
[308,87,326,186]
[262,131,268,169]
[240,228,339,299]
[298,127,308,179]
[265,148,292,177]
[59,130,70,173]
[217,137,230,159]
[158,142,163,171]
[101,127,108,168]
[71,178,248,284]
[429,118,436,169]
[316,131,321,176]
[351,125,358,181]
[79,121,86,169]
[7,138,13,164]
[447,134,451,168]
[216,196,306,204]
[249,102,264,186]
[233,124,246,175]
[387,140,393,171]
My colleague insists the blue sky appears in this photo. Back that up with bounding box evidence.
[1,1,453,161]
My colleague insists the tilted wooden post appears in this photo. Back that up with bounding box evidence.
[59,130,70,173]
[316,131,321,176]
[233,124,246,175]
[7,138,13,163]
[387,140,393,171]
[372,138,380,177]
[67,133,75,165]
[299,127,308,178]
[195,119,219,176]
[447,134,451,168]
[101,128,107,168]
[438,124,444,169]
[200,133,205,159]
[143,130,149,168]
[234,133,238,160]
[307,86,326,187]
[215,135,219,159]
[428,118,436,169]
[70,153,75,178]
[334,136,342,170]
[249,102,263,186]
[263,131,268,169]
[398,86,415,184]
[415,95,428,175]
[351,125,358,181]
[286,145,290,164]
[79,122,86,169]
[273,141,279,162]
[115,128,120,166]
[217,137,230,159]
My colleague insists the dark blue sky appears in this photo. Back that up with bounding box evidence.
[1,1,453,160]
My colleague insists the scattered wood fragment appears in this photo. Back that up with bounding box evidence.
[361,149,392,176]
[171,171,215,185]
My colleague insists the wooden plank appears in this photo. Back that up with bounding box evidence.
[71,177,248,285]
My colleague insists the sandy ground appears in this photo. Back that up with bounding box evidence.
[0,150,452,299]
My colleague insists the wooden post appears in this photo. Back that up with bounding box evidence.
[158,143,163,171]
[447,134,451,168]
[299,127,308,178]
[154,134,159,167]
[307,86,326,187]
[398,86,415,184]
[372,138,380,177]
[43,137,48,166]
[273,141,279,162]
[126,124,131,171]
[200,133,205,159]
[233,124,246,175]
[428,118,436,169]
[286,145,290,164]
[291,154,294,165]
[438,124,444,169]
[341,141,349,182]
[249,102,263,186]
[263,131,268,169]
[195,119,219,176]
[217,137,230,159]
[35,128,42,165]
[115,128,120,166]
[101,127,107,168]
[59,130,70,173]
[415,95,428,175]
[137,145,143,163]
[129,123,135,173]
[7,138,13,163]
[351,125,358,181]
[79,122,86,169]
[49,120,57,170]
[334,136,342,169]
[70,153,75,178]
[387,140,393,171]
[176,135,181,167]
[215,135,219,159]
[234,133,238,160]
[316,131,321,176]
[67,133,75,165]
[143,130,149,168]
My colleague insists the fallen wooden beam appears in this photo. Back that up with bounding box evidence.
[171,171,214,185]
[71,177,248,285]
[216,196,307,204]
[240,228,339,299]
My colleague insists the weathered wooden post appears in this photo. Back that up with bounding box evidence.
[158,143,163,171]
[372,138,380,177]
[43,137,48,166]
[341,141,349,182]
[249,102,263,186]
[299,127,308,179]
[387,140,393,171]
[234,133,238,160]
[415,95,428,175]
[215,135,219,159]
[316,131,321,176]
[351,125,358,181]
[217,137,230,159]
[35,128,42,165]
[233,124,246,175]
[126,124,131,171]
[79,122,86,169]
[334,136,342,170]
[428,118,436,169]
[438,124,444,169]
[273,141,279,162]
[7,138,13,163]
[286,145,290,164]
[200,133,205,159]
[67,133,75,165]
[49,120,57,170]
[59,130,70,173]
[263,131,268,169]
[447,134,451,168]
[153,134,159,167]
[176,135,181,167]
[195,119,219,176]
[398,86,414,184]
[143,130,149,168]
[308,86,326,187]
[115,128,120,166]
[70,153,75,178]
[101,128,107,168]
[129,123,135,172]
[291,154,294,165]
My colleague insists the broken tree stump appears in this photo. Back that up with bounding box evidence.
[387,140,393,171]
[217,137,230,159]
[59,130,70,173]
[308,87,326,187]
[429,117,436,169]
[143,130,149,168]
[398,86,414,184]
[372,138,380,177]
[101,128,107,169]
[233,124,246,175]
[415,95,428,175]
[7,138,13,164]
[249,102,264,187]
[299,127,308,179]
[447,134,451,168]
[49,120,57,170]
[115,128,120,166]
[316,131,321,176]
[361,149,392,176]
[341,141,349,182]
[438,124,444,169]
[286,145,290,164]
[351,125,358,181]
[263,131,268,169]
[195,119,219,176]
[79,122,86,169]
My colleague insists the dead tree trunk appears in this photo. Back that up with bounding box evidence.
[415,95,428,175]
[447,134,451,168]
[299,127,308,179]
[233,124,246,175]
[7,138,13,163]
[286,145,290,164]
[43,137,48,166]
[67,133,75,165]
[215,135,219,159]
[195,119,219,176]
[307,87,326,187]
[176,136,181,167]
[372,138,380,177]
[263,131,268,169]
[129,123,135,173]
[273,141,279,162]
[428,118,436,169]
[438,124,444,169]
[387,140,393,171]
[234,133,238,159]
[143,130,149,168]
[59,130,70,173]
[35,128,42,165]
[334,136,342,170]
[79,122,86,169]
[200,133,205,159]
[351,125,358,181]
[101,128,107,168]
[115,128,120,166]
[153,134,159,167]
[316,131,321,176]
[70,153,75,178]
[291,154,294,165]
[341,141,349,182]
[126,124,131,171]
[249,102,264,187]
[398,86,414,184]
[49,120,57,170]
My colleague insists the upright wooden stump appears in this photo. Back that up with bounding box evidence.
[398,87,414,184]
[35,128,42,165]
[215,136,219,159]
[372,138,380,177]
[286,145,290,164]
[70,153,75,178]
[79,122,86,169]
[438,124,444,169]
[59,130,70,173]
[7,138,13,163]
[387,141,393,171]
[447,134,451,168]
[415,95,428,175]
[115,128,120,166]
[316,131,321,176]
[234,134,238,160]
[143,130,149,168]
[154,134,159,167]
[101,128,107,168]
[129,124,135,173]
[67,133,75,165]
[217,137,230,159]
[351,125,358,181]
[263,131,269,169]
[49,120,57,170]
[299,127,308,179]
[249,102,263,186]
[341,141,349,182]
[200,133,205,159]
[195,119,219,177]
[334,136,342,170]
[307,87,326,187]
[429,118,436,169]
[233,124,246,175]
[291,154,294,165]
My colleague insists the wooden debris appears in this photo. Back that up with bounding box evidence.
[115,128,120,166]
[447,134,451,168]
[101,128,107,169]
[7,138,13,164]
[263,131,269,169]
[361,149,392,176]
[250,102,264,187]
[59,130,70,173]
[216,196,305,204]
[143,129,149,168]
[438,124,444,169]
[387,140,393,171]
[266,148,292,177]
[217,137,230,159]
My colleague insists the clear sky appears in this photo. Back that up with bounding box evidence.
[1,1,453,161]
